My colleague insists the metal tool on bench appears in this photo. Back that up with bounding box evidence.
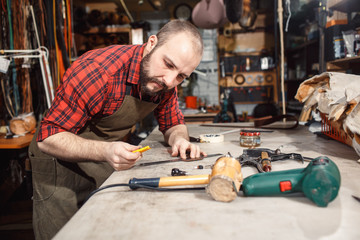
[137,153,223,167]
[239,148,306,172]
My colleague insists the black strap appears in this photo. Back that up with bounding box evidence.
[125,83,132,95]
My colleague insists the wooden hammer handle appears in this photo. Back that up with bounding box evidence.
[261,152,272,172]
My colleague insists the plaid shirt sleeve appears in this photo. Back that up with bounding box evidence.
[37,59,109,141]
[154,87,185,134]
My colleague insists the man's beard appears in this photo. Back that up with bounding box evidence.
[139,52,169,98]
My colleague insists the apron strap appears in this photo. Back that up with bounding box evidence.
[125,83,132,95]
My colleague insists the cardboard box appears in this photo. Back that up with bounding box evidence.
[326,10,348,28]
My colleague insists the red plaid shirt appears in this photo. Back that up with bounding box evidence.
[37,44,184,141]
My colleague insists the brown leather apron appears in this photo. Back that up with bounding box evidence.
[29,93,159,240]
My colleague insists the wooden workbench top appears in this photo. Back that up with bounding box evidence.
[0,133,34,149]
[54,124,360,240]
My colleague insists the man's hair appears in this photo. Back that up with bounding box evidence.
[155,20,203,55]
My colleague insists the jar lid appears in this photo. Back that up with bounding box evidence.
[240,131,260,136]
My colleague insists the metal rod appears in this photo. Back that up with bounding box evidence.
[29,5,41,48]
[138,153,223,167]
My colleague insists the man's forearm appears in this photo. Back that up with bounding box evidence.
[37,132,107,162]
[164,124,189,146]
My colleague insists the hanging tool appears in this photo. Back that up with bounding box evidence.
[29,5,55,108]
[213,89,233,123]
[5,0,20,116]
[238,148,306,173]
[137,153,223,167]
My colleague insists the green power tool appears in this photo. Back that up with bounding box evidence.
[241,156,341,207]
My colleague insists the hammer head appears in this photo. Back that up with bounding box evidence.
[206,156,243,202]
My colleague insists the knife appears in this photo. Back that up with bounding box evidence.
[138,153,223,167]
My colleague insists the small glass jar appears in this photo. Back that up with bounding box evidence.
[240,131,261,148]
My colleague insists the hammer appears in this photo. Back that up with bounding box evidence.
[129,155,243,202]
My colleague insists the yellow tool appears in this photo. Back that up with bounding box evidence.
[132,146,151,153]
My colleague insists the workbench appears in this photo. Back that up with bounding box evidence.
[0,133,34,149]
[183,112,217,124]
[54,124,360,240]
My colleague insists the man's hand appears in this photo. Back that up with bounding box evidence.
[104,142,143,170]
[170,137,206,159]
[164,124,207,159]
[38,132,144,171]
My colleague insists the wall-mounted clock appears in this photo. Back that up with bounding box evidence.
[174,3,192,21]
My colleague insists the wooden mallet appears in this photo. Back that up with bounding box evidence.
[129,155,243,202]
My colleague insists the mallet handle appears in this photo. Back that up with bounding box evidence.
[129,175,210,189]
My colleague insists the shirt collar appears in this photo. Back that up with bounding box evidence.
[127,43,146,85]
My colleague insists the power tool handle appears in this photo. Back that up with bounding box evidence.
[242,168,304,196]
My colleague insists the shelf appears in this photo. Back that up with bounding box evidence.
[327,55,360,65]
[233,101,270,104]
[329,0,360,13]
[84,26,131,34]
[221,51,265,57]
[184,113,217,124]
[221,26,271,36]
[285,78,305,82]
[0,133,34,149]
[286,39,318,53]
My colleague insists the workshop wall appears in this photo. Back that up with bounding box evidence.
[193,61,219,107]
[190,29,219,107]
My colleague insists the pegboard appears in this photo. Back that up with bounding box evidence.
[218,70,278,104]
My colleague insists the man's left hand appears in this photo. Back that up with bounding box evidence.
[170,137,207,159]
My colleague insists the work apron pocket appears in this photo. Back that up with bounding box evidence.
[29,155,56,201]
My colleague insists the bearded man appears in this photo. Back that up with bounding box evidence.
[29,19,206,240]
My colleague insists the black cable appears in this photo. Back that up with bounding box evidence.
[85,183,206,203]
